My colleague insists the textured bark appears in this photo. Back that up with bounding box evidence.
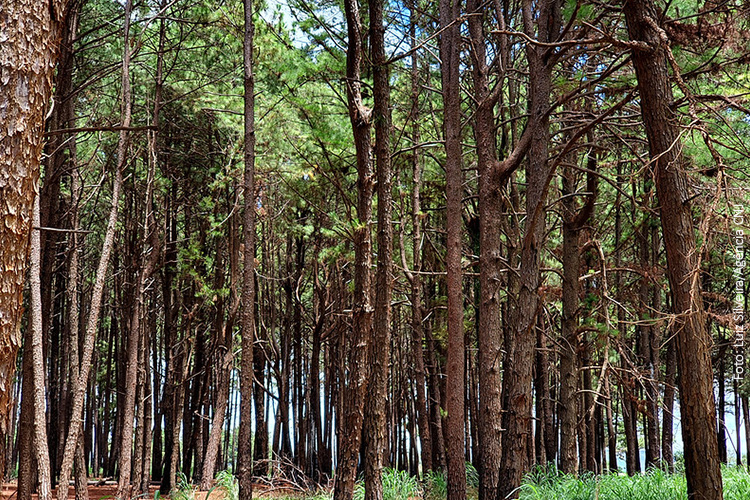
[623,1,723,498]
[363,0,393,496]
[333,0,373,497]
[439,0,466,498]
[238,1,256,498]
[466,1,502,496]
[201,344,231,489]
[497,1,558,497]
[112,1,139,495]
[0,2,66,481]
[17,350,35,500]
[29,196,52,500]
[559,148,597,474]
[559,182,581,474]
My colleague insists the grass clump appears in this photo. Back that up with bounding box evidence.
[423,463,479,500]
[215,470,239,500]
[354,469,422,500]
[724,466,750,500]
[519,465,687,500]
[519,464,750,500]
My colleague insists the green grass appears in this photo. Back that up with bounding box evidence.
[200,464,750,500]
[518,464,750,500]
[354,469,422,500]
[215,470,239,500]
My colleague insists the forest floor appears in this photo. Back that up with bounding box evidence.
[0,482,308,500]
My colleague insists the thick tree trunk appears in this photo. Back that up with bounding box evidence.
[623,1,723,498]
[0,2,67,481]
[466,1,502,496]
[439,0,466,499]
[333,0,374,497]
[497,1,558,497]
[363,0,393,496]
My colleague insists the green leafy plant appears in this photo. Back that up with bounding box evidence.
[353,468,422,500]
[215,470,239,500]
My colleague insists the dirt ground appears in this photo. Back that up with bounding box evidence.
[0,482,310,500]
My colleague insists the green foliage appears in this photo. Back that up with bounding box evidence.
[353,469,422,500]
[215,470,240,500]
[169,472,197,500]
[517,465,750,500]
[423,463,479,500]
[423,470,447,500]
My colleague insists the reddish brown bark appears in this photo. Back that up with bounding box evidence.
[0,1,67,481]
[623,1,723,498]
[439,0,466,498]
[238,0,256,498]
[363,0,393,495]
[333,0,374,497]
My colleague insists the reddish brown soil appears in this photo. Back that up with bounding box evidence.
[0,482,306,500]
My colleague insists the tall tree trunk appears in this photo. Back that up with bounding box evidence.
[333,0,374,497]
[238,0,256,498]
[363,0,393,496]
[498,0,558,496]
[466,1,502,496]
[406,0,432,476]
[559,161,595,473]
[57,22,125,500]
[29,196,53,500]
[561,148,597,474]
[623,1,723,498]
[112,0,140,494]
[0,1,67,481]
[439,0,466,498]
[67,137,89,500]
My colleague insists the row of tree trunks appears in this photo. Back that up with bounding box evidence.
[1,3,733,500]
